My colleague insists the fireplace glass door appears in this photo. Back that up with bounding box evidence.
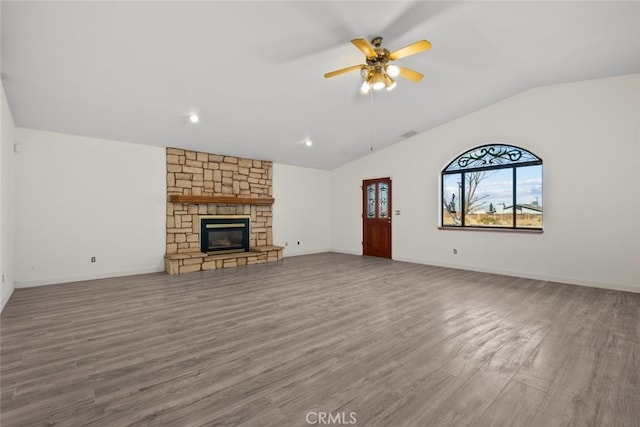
[200,217,250,254]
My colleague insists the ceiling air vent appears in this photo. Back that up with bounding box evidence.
[400,130,419,139]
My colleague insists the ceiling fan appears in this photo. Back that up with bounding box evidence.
[324,36,431,93]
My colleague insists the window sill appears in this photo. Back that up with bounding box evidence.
[438,226,543,234]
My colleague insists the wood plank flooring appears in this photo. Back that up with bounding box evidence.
[1,253,639,426]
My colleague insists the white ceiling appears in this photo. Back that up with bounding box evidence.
[2,1,640,170]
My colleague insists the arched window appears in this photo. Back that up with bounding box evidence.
[441,144,543,230]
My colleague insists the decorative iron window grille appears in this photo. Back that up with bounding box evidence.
[441,144,543,230]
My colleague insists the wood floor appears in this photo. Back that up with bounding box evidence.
[1,253,639,426]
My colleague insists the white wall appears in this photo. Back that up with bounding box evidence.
[330,74,640,293]
[1,83,17,311]
[273,163,330,256]
[14,129,166,287]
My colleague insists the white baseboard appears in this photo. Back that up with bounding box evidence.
[1,285,15,312]
[282,248,332,258]
[393,256,640,294]
[328,249,362,256]
[15,267,164,289]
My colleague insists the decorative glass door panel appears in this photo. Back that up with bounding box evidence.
[367,184,376,218]
[378,183,388,218]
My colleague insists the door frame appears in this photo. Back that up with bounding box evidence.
[362,177,392,259]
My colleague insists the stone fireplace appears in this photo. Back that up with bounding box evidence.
[164,148,283,274]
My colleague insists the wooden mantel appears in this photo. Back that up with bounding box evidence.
[168,195,275,205]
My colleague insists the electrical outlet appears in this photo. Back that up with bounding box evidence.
[453,249,458,255]
[285,242,288,246]
[297,241,300,245]
[91,256,96,263]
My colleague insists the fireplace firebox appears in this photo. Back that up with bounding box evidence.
[200,216,250,254]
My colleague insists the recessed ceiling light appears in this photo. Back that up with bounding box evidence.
[189,114,199,123]
[304,139,312,147]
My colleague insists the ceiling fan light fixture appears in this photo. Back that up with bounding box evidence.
[386,77,397,91]
[324,35,431,94]
[386,64,400,77]
[360,80,372,94]
[371,70,386,90]
[372,81,386,91]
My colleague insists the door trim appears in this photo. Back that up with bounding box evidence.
[362,177,392,259]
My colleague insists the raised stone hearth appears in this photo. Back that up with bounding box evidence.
[164,148,282,274]
[164,246,283,274]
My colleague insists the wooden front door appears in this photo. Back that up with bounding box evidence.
[362,177,392,259]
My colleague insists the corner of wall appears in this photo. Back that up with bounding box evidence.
[12,128,166,288]
[272,163,331,257]
[1,82,17,312]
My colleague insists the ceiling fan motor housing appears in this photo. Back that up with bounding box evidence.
[367,36,390,65]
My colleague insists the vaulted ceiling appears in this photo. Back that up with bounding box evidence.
[2,1,640,170]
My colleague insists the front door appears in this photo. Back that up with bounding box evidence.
[362,177,392,259]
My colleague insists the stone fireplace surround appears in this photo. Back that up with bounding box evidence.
[164,148,283,274]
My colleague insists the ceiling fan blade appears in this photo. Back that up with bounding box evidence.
[324,64,363,78]
[389,40,432,60]
[397,65,424,82]
[351,39,376,58]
